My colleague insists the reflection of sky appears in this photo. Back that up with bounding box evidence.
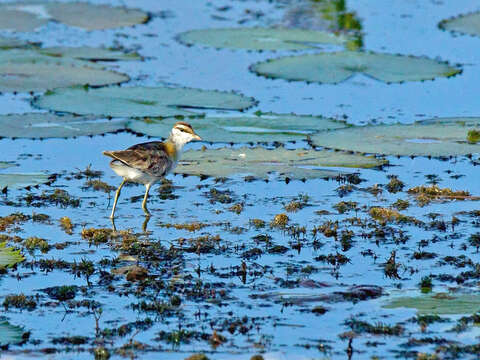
[1,0,480,359]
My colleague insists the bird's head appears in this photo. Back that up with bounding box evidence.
[169,122,202,147]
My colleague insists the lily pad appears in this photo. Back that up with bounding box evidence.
[0,320,24,346]
[0,243,24,268]
[0,2,149,31]
[177,27,346,50]
[0,51,129,92]
[38,46,141,62]
[311,118,480,156]
[384,293,480,315]
[33,86,257,118]
[0,36,34,49]
[0,162,15,169]
[251,51,461,84]
[0,113,127,139]
[175,147,386,180]
[439,12,480,37]
[127,112,347,143]
[0,173,51,189]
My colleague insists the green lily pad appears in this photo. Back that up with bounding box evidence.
[177,27,346,50]
[384,293,480,315]
[0,162,16,169]
[0,243,24,268]
[0,173,51,189]
[0,320,24,346]
[175,147,386,180]
[0,50,129,92]
[38,46,141,62]
[0,113,127,139]
[0,2,148,31]
[251,51,461,84]
[127,112,347,143]
[439,12,480,37]
[0,36,35,49]
[33,86,257,118]
[311,118,480,156]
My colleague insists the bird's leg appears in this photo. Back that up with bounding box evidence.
[110,178,126,219]
[142,183,152,217]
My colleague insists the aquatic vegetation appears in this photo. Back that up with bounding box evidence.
[311,118,480,156]
[42,285,77,301]
[312,221,338,238]
[0,172,52,190]
[0,242,24,269]
[346,318,404,336]
[0,213,29,232]
[270,213,289,228]
[163,222,208,232]
[23,189,80,208]
[0,54,129,92]
[176,147,387,181]
[420,276,433,292]
[228,203,244,214]
[392,199,410,210]
[59,217,74,235]
[0,2,148,31]
[208,188,233,204]
[81,228,114,244]
[3,294,37,311]
[333,201,358,214]
[33,86,257,118]
[23,236,50,253]
[84,179,116,193]
[249,219,266,228]
[407,185,472,206]
[251,51,461,84]
[386,176,405,193]
[177,27,346,50]
[0,113,127,139]
[369,207,419,225]
[185,354,210,360]
[385,293,480,314]
[38,46,141,62]
[439,12,480,37]
[127,112,346,144]
[467,129,480,144]
[0,321,26,347]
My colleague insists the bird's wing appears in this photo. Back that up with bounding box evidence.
[103,141,173,177]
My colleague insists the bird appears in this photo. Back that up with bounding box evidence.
[103,121,201,219]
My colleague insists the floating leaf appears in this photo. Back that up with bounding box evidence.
[0,320,24,346]
[0,113,127,139]
[0,243,24,268]
[281,0,364,50]
[251,51,461,84]
[175,147,386,180]
[0,50,129,92]
[177,27,346,50]
[0,162,15,169]
[311,118,480,157]
[127,112,347,143]
[0,36,34,49]
[384,293,480,315]
[0,173,51,189]
[38,46,141,62]
[439,12,480,37]
[33,86,257,118]
[0,2,148,31]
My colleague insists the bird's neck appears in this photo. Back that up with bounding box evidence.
[165,135,187,160]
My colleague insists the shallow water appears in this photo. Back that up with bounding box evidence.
[1,0,480,359]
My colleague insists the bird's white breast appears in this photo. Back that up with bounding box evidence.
[110,161,159,185]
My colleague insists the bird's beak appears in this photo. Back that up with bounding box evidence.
[192,133,202,141]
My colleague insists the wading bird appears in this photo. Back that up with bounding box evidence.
[103,122,201,219]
